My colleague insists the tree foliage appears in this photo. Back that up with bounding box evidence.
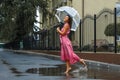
[0,0,48,42]
[104,23,120,36]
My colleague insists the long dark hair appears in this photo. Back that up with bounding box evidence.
[67,15,73,40]
[67,15,72,29]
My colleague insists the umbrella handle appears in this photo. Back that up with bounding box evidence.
[53,22,64,29]
[55,14,61,22]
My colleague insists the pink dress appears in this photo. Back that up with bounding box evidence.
[59,23,81,64]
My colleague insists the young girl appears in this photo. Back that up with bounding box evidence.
[57,15,87,73]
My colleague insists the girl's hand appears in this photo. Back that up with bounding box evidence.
[57,23,69,36]
[57,27,60,32]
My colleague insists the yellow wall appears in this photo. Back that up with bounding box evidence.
[73,0,119,17]
[72,0,119,46]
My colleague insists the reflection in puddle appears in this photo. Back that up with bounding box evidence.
[10,68,22,74]
[25,64,88,79]
[25,64,120,79]
[26,64,66,76]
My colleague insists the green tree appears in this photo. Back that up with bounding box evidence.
[104,23,120,36]
[0,0,48,42]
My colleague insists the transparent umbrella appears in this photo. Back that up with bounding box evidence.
[55,6,80,31]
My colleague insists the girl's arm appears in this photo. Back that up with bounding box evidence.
[57,23,69,36]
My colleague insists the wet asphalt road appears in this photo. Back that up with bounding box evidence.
[0,49,84,80]
[0,49,120,80]
[0,49,66,80]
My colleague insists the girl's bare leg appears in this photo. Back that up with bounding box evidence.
[65,60,71,73]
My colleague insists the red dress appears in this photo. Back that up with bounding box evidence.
[59,23,81,64]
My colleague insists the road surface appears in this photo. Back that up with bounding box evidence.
[0,49,120,80]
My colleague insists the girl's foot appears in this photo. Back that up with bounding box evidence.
[80,59,87,67]
[64,67,71,73]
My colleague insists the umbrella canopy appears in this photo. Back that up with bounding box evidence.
[55,6,80,31]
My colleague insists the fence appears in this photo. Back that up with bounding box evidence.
[44,8,119,53]
[81,8,120,53]
[4,8,120,53]
[81,8,115,52]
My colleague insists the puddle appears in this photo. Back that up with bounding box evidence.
[26,64,66,76]
[25,64,120,79]
[10,68,22,74]
[25,64,88,78]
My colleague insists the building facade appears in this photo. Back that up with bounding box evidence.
[72,0,120,49]
[73,0,119,17]
[40,0,120,50]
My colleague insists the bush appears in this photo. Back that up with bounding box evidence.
[96,45,109,51]
[104,23,120,36]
